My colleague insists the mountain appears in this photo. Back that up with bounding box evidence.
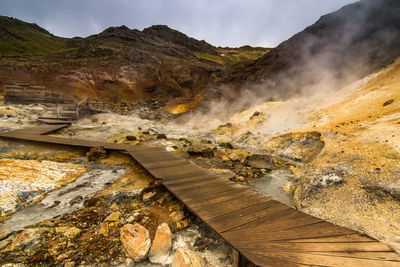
[0,16,268,103]
[217,0,400,101]
[1,0,399,110]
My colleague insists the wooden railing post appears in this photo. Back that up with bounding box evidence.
[232,248,241,267]
[56,104,60,119]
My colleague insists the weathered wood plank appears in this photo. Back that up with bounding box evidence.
[247,251,400,267]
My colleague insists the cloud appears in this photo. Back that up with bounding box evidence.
[1,0,356,47]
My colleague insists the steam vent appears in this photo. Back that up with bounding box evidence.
[0,0,400,266]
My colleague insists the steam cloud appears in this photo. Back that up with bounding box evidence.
[178,0,400,136]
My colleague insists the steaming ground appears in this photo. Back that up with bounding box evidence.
[0,58,399,261]
[48,58,400,254]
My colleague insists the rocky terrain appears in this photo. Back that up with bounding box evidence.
[1,0,400,266]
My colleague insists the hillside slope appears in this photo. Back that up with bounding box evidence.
[0,16,268,103]
[217,0,400,102]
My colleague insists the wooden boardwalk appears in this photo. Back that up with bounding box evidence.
[1,125,400,266]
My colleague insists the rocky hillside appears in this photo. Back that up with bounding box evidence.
[218,0,400,101]
[0,16,268,103]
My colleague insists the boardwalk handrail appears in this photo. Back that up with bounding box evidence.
[75,97,110,119]
[4,84,64,103]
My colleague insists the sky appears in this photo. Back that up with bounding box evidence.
[1,0,357,47]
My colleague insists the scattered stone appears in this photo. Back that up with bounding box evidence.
[63,227,81,239]
[383,99,394,106]
[219,142,233,149]
[245,154,275,169]
[142,191,156,203]
[91,118,99,123]
[126,135,137,141]
[309,173,343,189]
[177,219,190,229]
[252,111,260,117]
[105,211,121,222]
[170,210,185,225]
[120,223,151,262]
[228,153,240,161]
[171,248,205,267]
[157,133,167,139]
[187,145,214,158]
[9,229,42,250]
[98,222,109,236]
[86,146,107,161]
[110,203,119,211]
[64,262,75,267]
[69,195,83,206]
[148,223,172,264]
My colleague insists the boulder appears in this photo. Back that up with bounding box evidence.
[148,223,172,264]
[187,144,214,158]
[120,223,151,262]
[171,248,204,267]
[265,131,325,163]
[245,154,275,169]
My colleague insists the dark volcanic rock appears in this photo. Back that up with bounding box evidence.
[187,145,214,158]
[86,146,107,161]
[383,99,394,106]
[126,135,137,141]
[143,25,217,55]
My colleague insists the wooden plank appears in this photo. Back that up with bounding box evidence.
[188,190,264,209]
[135,159,188,169]
[164,180,241,198]
[226,209,323,234]
[172,185,252,204]
[195,195,272,221]
[223,223,355,243]
[238,241,393,252]
[247,251,400,267]
[276,234,375,243]
[162,173,221,185]
[210,202,298,233]
[165,178,230,191]
[305,251,400,261]
[240,251,307,267]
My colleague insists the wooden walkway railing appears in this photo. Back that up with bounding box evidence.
[1,125,400,266]
[4,84,65,104]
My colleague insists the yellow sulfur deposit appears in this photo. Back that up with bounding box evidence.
[0,159,86,220]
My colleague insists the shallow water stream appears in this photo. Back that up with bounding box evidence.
[0,165,125,239]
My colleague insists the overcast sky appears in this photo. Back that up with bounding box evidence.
[1,0,356,47]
